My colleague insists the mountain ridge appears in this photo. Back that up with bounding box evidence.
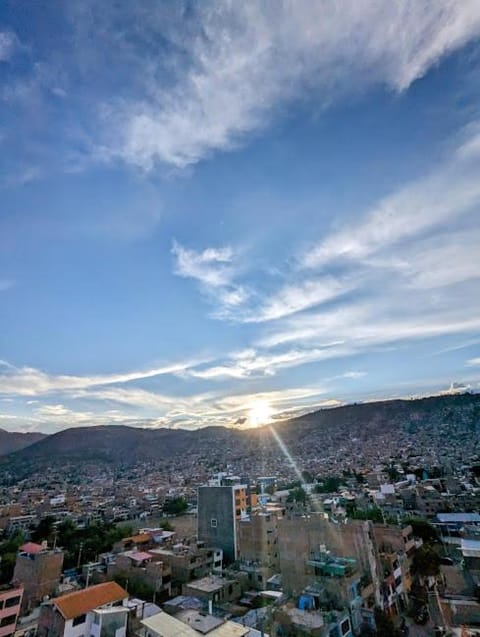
[2,392,478,470]
[0,429,47,456]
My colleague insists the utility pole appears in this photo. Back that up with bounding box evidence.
[77,541,83,569]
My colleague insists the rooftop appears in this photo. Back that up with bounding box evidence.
[53,582,128,620]
[437,513,480,523]
[142,611,249,637]
[19,542,44,554]
[187,576,227,593]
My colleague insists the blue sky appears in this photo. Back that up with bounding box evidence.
[1,1,480,433]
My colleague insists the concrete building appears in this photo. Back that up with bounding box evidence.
[0,584,23,637]
[272,603,353,637]
[13,542,64,612]
[182,575,241,604]
[37,582,128,637]
[107,550,172,600]
[237,511,281,589]
[198,485,250,563]
[278,516,380,599]
[372,524,416,614]
[149,543,222,585]
[141,610,250,637]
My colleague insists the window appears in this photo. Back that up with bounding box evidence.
[72,614,86,627]
[341,618,350,635]
[211,518,217,528]
[0,615,16,627]
[5,597,20,608]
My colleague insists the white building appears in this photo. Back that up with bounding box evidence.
[38,582,128,637]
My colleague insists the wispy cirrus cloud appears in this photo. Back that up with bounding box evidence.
[186,345,349,380]
[98,1,480,169]
[236,277,349,323]
[303,128,480,269]
[0,31,18,62]
[0,358,202,397]
[175,122,480,326]
[3,3,480,179]
[172,241,235,287]
[172,240,248,308]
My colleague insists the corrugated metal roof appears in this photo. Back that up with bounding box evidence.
[437,513,480,523]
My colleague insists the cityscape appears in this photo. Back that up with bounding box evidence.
[2,2,480,637]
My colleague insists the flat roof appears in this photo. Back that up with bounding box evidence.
[186,576,225,593]
[437,513,480,523]
[176,610,224,634]
[142,611,249,637]
[461,539,480,557]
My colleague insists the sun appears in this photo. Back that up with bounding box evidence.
[247,399,274,428]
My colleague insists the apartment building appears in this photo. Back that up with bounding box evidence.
[0,584,23,637]
[149,543,222,585]
[13,542,64,612]
[37,582,128,637]
[198,484,251,563]
[106,551,172,600]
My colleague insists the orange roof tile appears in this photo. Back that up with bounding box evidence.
[20,542,43,554]
[124,533,151,544]
[54,582,128,620]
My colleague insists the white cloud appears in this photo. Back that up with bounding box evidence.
[0,358,202,397]
[238,277,348,323]
[467,358,480,367]
[261,300,480,352]
[340,371,367,380]
[99,1,480,169]
[0,31,17,62]
[304,133,480,268]
[172,241,235,287]
[187,345,350,380]
[400,229,480,290]
[5,382,332,432]
[172,240,248,309]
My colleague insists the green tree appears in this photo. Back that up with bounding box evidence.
[0,530,25,583]
[113,573,155,601]
[31,515,56,545]
[411,545,441,578]
[56,519,134,569]
[406,517,438,544]
[374,608,402,637]
[315,475,342,493]
[287,487,307,504]
[163,497,188,516]
[355,472,366,485]
[301,470,313,483]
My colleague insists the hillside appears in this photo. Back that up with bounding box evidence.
[2,392,479,477]
[0,429,47,456]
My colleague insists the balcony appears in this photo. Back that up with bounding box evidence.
[307,552,357,577]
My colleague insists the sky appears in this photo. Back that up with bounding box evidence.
[1,1,480,434]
